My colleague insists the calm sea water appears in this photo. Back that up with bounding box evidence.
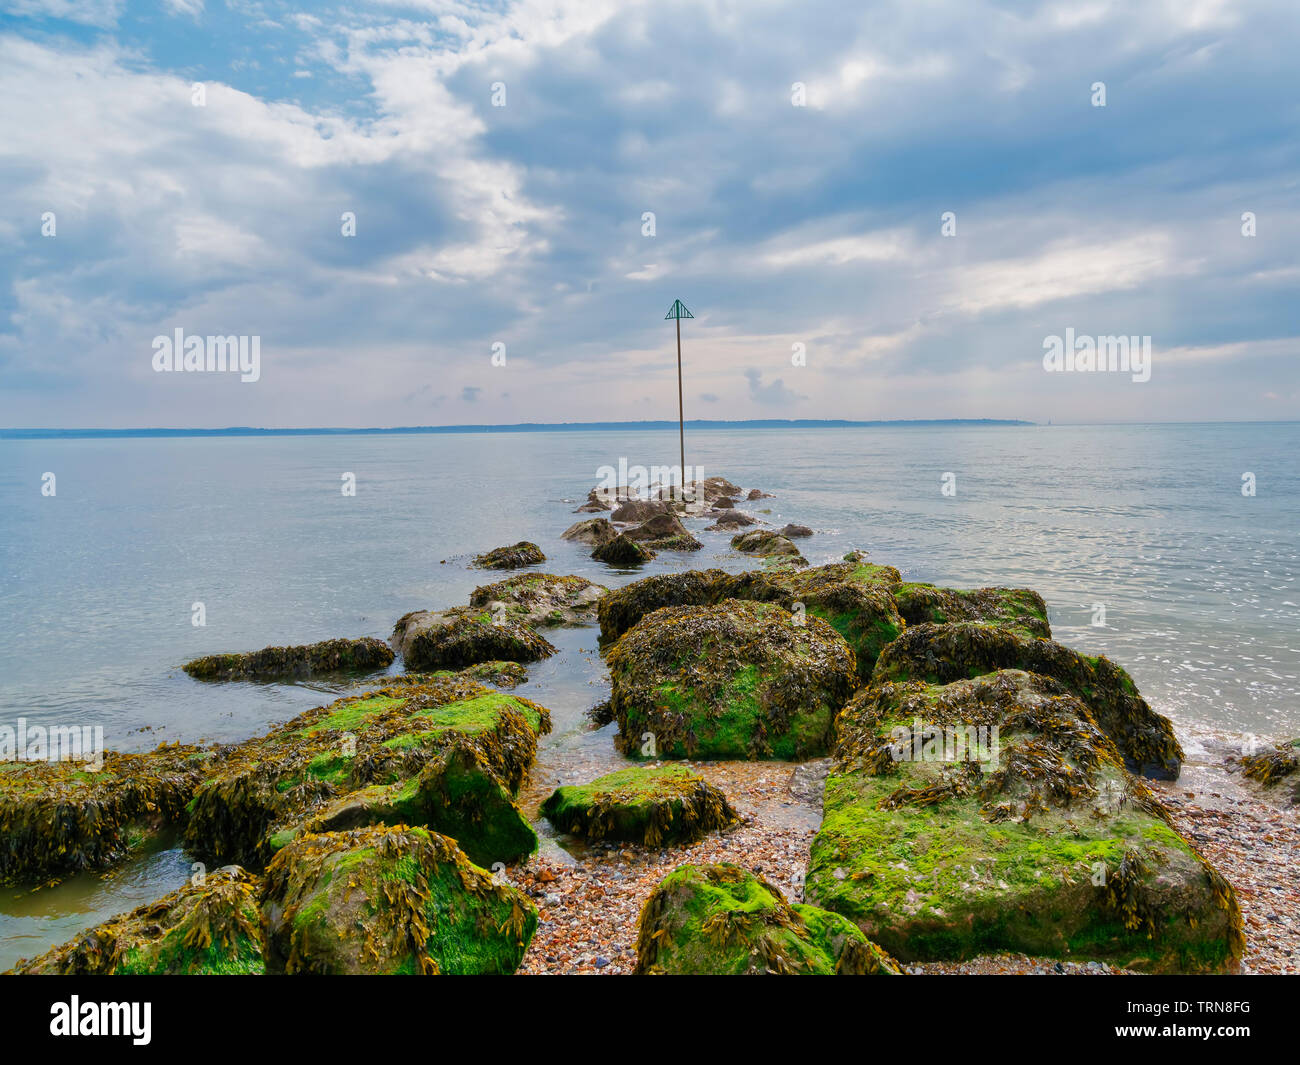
[1,423,1297,966]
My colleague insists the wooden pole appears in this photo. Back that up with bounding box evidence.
[676,313,685,501]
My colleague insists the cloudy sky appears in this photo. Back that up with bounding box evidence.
[1,0,1296,428]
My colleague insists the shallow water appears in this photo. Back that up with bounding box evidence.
[1,422,1297,968]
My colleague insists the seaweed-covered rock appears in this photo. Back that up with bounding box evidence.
[607,600,857,761]
[183,637,394,681]
[686,477,743,505]
[634,863,900,975]
[561,517,618,546]
[892,582,1051,639]
[873,622,1182,779]
[262,826,536,974]
[473,541,546,570]
[731,529,805,561]
[390,607,557,671]
[1240,738,1300,803]
[541,766,738,846]
[183,676,551,869]
[622,512,703,551]
[597,560,904,678]
[0,743,212,883]
[10,868,263,975]
[806,669,1241,973]
[592,534,655,566]
[746,488,771,500]
[468,572,607,628]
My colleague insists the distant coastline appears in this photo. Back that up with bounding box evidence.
[0,419,1033,440]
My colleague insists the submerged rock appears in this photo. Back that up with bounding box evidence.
[731,529,805,561]
[262,826,536,974]
[183,637,394,681]
[468,572,607,628]
[606,599,857,761]
[541,765,738,846]
[183,676,551,869]
[473,541,546,570]
[597,560,904,678]
[635,863,900,975]
[622,512,703,551]
[592,534,656,566]
[892,582,1051,639]
[561,517,618,546]
[873,622,1182,779]
[10,867,264,975]
[0,743,212,883]
[390,607,557,672]
[806,669,1241,973]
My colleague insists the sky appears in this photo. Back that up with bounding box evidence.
[0,0,1297,428]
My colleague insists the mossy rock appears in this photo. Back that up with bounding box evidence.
[473,541,546,569]
[892,583,1050,639]
[730,529,805,562]
[468,572,607,628]
[183,637,394,681]
[294,740,537,867]
[872,622,1182,778]
[1240,738,1300,803]
[261,826,536,974]
[592,534,656,566]
[391,606,557,672]
[183,676,551,869]
[607,599,857,761]
[541,766,738,846]
[11,867,264,975]
[634,863,900,975]
[597,561,903,678]
[806,669,1242,973]
[0,743,212,883]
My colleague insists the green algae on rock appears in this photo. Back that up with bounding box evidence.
[261,825,536,974]
[472,541,546,569]
[391,606,557,672]
[806,669,1242,973]
[541,765,739,846]
[468,572,607,628]
[634,863,901,975]
[607,599,858,761]
[0,743,213,883]
[184,676,551,869]
[892,583,1051,639]
[10,867,264,975]
[730,529,805,563]
[597,560,904,678]
[182,637,394,681]
[873,621,1182,779]
[591,533,656,566]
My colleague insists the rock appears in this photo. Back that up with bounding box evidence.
[541,766,739,846]
[473,541,546,570]
[893,582,1051,639]
[390,607,557,671]
[778,524,813,539]
[574,489,611,513]
[592,534,656,566]
[713,496,738,510]
[1240,739,1300,803]
[183,675,551,869]
[873,622,1182,779]
[183,637,394,681]
[705,509,758,531]
[0,743,213,883]
[261,826,536,974]
[806,669,1242,973]
[424,660,528,689]
[610,499,671,523]
[622,512,703,551]
[468,573,607,628]
[685,477,742,505]
[607,599,858,760]
[10,867,264,975]
[561,517,618,546]
[634,863,900,975]
[746,488,771,500]
[596,560,905,678]
[730,529,805,562]
[585,699,614,727]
